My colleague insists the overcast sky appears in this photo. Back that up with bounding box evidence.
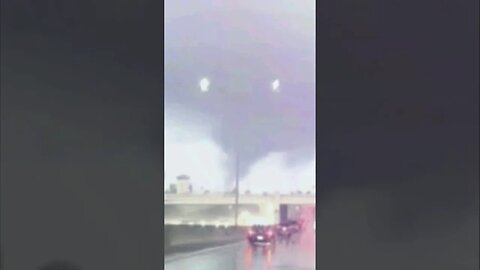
[164,0,316,190]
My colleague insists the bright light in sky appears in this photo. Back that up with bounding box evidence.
[199,77,210,92]
[272,79,280,92]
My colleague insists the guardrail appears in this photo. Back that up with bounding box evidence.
[164,225,245,255]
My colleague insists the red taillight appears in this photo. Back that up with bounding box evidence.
[267,230,273,236]
[248,229,254,235]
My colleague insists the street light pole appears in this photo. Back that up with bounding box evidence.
[234,145,239,227]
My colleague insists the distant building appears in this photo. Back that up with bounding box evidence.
[176,175,192,194]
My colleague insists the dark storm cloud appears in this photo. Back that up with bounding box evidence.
[164,1,315,172]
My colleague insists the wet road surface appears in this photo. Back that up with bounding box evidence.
[165,229,315,270]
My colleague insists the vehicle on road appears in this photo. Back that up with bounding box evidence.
[276,224,292,243]
[276,220,302,244]
[246,225,276,245]
[279,220,301,233]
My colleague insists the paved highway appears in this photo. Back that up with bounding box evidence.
[165,227,315,270]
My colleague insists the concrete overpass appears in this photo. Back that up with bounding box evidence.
[165,193,315,225]
[164,193,315,205]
